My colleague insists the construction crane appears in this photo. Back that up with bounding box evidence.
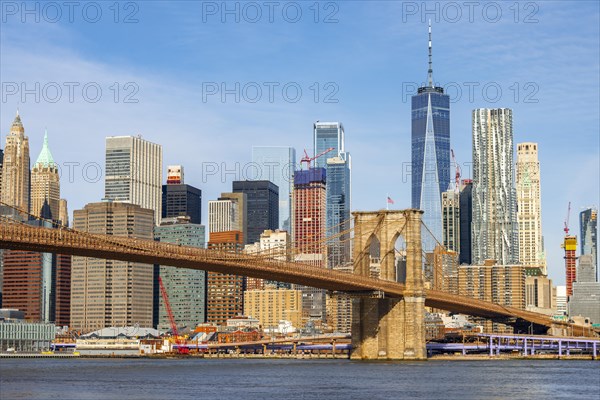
[564,201,571,235]
[451,149,461,192]
[301,147,335,169]
[158,276,189,354]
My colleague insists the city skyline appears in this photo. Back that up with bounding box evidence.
[1,2,599,285]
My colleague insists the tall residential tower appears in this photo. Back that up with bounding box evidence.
[516,143,545,273]
[472,108,518,265]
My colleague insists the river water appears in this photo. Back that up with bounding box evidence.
[0,358,598,399]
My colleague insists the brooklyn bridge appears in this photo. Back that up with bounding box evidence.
[0,208,596,360]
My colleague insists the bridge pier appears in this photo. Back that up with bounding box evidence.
[350,210,426,360]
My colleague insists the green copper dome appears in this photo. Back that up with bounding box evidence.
[35,130,56,168]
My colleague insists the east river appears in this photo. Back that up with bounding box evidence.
[1,358,598,399]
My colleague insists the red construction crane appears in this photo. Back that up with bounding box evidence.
[158,276,188,354]
[301,147,335,169]
[451,149,461,191]
[564,201,571,235]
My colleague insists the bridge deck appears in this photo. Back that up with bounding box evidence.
[0,222,590,335]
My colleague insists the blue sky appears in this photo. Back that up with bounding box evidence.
[1,1,599,284]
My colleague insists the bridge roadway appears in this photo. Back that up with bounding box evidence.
[0,222,585,334]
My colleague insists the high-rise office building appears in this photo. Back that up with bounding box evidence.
[207,231,245,326]
[459,179,472,265]
[472,108,518,265]
[0,147,4,196]
[442,189,460,252]
[325,155,351,269]
[1,111,30,215]
[155,217,206,331]
[411,23,451,252]
[30,131,60,221]
[207,194,247,326]
[252,146,296,232]
[71,202,154,331]
[580,208,598,281]
[211,192,247,243]
[313,122,351,269]
[516,143,545,272]
[162,165,202,224]
[232,180,279,245]
[569,255,600,324]
[525,275,554,314]
[1,221,70,326]
[104,136,162,224]
[293,168,327,322]
[313,122,345,169]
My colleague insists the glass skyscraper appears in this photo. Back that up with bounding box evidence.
[314,122,345,168]
[314,122,351,269]
[411,24,450,252]
[251,146,296,232]
[580,208,598,281]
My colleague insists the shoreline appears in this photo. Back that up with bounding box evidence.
[1,353,597,361]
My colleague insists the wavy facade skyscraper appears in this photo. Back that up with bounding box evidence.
[411,23,450,252]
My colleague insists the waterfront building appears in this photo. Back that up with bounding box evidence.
[1,220,70,326]
[472,108,519,265]
[243,288,302,330]
[293,168,327,322]
[0,311,55,352]
[71,202,154,332]
[564,235,577,296]
[162,165,202,224]
[411,23,451,252]
[459,179,473,265]
[516,143,545,272]
[154,217,206,331]
[1,111,30,215]
[104,136,162,224]
[434,245,458,294]
[232,180,279,245]
[30,131,60,221]
[252,146,296,232]
[580,208,598,281]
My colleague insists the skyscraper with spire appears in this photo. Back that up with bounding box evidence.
[1,111,30,215]
[411,22,450,252]
[31,130,60,221]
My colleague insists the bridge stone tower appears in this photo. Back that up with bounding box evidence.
[351,209,426,360]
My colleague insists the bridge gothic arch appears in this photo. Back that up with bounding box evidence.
[351,209,426,360]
